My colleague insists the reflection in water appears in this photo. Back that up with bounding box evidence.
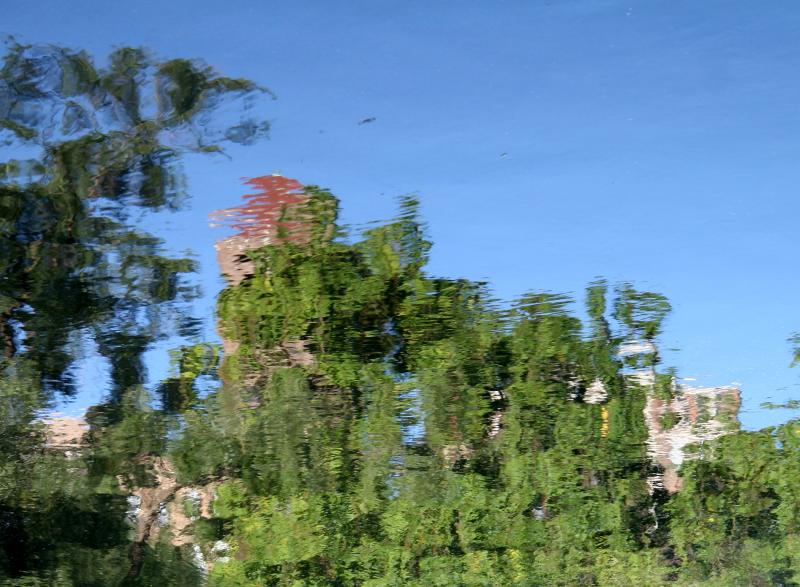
[645,380,740,493]
[2,41,800,587]
[0,40,269,584]
[211,175,310,287]
[617,339,742,493]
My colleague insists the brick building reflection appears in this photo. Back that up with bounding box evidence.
[617,341,741,493]
[210,174,309,287]
[644,383,741,493]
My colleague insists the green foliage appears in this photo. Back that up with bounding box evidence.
[613,283,671,341]
[0,39,271,584]
[188,192,800,585]
[185,196,686,586]
[3,39,800,587]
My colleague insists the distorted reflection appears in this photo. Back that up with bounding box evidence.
[2,40,800,587]
[0,40,269,584]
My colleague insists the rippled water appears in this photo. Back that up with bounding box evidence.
[3,5,800,585]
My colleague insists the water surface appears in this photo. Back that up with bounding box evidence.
[3,4,800,585]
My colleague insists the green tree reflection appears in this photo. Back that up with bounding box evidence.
[3,38,800,587]
[0,39,270,585]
